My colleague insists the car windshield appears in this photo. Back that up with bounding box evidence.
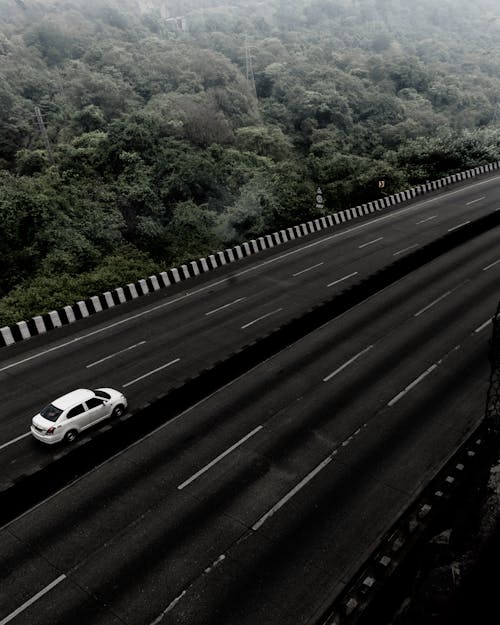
[94,389,111,400]
[40,404,63,422]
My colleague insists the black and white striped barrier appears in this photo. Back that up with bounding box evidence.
[2,160,499,348]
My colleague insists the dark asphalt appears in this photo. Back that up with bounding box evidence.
[0,216,499,623]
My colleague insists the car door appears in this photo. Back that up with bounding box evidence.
[65,403,87,433]
[82,397,108,429]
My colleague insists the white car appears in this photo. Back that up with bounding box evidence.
[31,387,127,444]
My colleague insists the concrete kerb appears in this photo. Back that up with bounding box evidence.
[1,160,500,348]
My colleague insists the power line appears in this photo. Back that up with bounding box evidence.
[34,105,53,164]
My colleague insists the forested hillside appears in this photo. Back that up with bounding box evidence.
[1,0,500,324]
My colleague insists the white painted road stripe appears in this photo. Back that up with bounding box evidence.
[86,341,146,368]
[0,432,31,451]
[251,424,366,531]
[416,215,437,224]
[178,425,263,490]
[150,590,188,624]
[359,237,383,249]
[474,318,492,333]
[448,220,470,232]
[327,271,358,288]
[122,358,180,388]
[0,574,66,625]
[205,297,246,316]
[414,291,452,317]
[466,196,485,205]
[323,345,373,382]
[483,259,500,271]
[252,456,333,531]
[292,262,324,277]
[388,364,438,406]
[393,243,419,256]
[241,308,283,330]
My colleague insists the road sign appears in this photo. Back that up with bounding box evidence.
[316,187,324,209]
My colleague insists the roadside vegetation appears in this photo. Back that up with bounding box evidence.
[1,0,500,324]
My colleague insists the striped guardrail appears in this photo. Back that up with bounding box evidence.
[1,161,499,348]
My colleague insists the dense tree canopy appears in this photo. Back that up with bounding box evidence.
[1,0,500,323]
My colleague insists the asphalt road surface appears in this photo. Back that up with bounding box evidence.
[1,172,500,489]
[0,214,499,624]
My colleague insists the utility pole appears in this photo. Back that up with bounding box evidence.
[34,105,53,164]
[245,35,257,98]
[485,300,500,434]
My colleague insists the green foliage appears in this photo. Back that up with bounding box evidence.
[1,0,500,324]
[0,246,161,326]
[216,174,279,243]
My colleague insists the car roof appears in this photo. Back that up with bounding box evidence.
[52,388,94,410]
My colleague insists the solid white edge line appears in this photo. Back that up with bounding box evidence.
[292,262,324,277]
[178,425,263,490]
[241,308,283,330]
[414,291,452,317]
[122,358,180,388]
[323,345,373,382]
[0,432,31,451]
[388,364,438,407]
[205,297,246,316]
[86,341,146,368]
[327,271,358,288]
[0,574,66,625]
[359,236,383,249]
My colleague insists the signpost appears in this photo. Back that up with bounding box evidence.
[316,187,324,211]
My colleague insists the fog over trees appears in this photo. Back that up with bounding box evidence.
[1,0,500,323]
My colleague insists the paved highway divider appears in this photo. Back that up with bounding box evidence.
[2,205,500,527]
[1,161,499,348]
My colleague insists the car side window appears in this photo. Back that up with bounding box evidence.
[67,404,85,419]
[86,397,104,409]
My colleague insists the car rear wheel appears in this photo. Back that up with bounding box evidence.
[112,404,125,418]
[64,430,78,443]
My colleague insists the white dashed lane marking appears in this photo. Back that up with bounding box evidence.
[359,237,383,249]
[122,358,180,388]
[323,346,374,382]
[0,575,66,625]
[205,298,246,316]
[292,262,324,277]
[327,271,358,288]
[177,425,263,490]
[86,341,146,368]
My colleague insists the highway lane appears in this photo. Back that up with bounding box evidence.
[1,174,500,454]
[1,206,499,485]
[0,226,498,625]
